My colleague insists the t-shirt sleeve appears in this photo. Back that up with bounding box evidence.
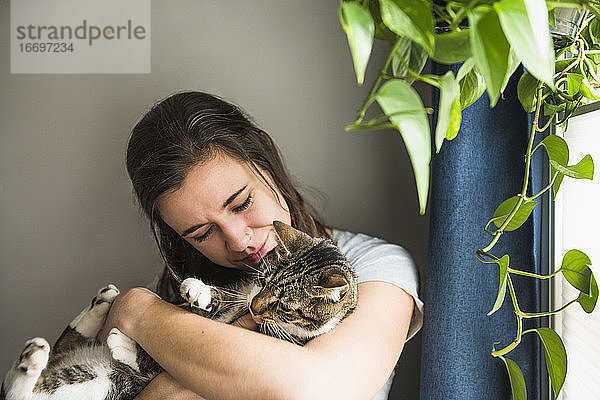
[333,230,424,341]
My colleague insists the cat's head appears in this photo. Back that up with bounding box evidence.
[248,221,357,342]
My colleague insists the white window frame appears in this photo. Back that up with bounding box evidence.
[551,102,600,400]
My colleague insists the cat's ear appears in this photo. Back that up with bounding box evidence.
[271,220,315,256]
[315,272,350,302]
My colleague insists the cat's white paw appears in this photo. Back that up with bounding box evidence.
[97,284,120,303]
[107,328,139,372]
[70,284,120,338]
[180,278,212,311]
[16,338,50,376]
[2,338,50,398]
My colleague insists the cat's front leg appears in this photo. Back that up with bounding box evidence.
[180,278,215,312]
[69,284,120,338]
[2,337,50,400]
[52,284,120,356]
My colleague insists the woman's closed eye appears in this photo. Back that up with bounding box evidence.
[191,193,254,243]
[232,193,253,213]
[192,226,213,243]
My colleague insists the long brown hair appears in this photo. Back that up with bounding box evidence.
[126,91,328,301]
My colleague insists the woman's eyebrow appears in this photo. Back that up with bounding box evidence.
[181,185,247,237]
[222,185,247,208]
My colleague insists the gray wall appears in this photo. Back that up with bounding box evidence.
[0,1,429,398]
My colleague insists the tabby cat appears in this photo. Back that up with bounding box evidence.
[2,221,357,400]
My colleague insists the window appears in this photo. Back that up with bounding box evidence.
[552,103,600,399]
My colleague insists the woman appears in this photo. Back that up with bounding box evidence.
[98,91,423,400]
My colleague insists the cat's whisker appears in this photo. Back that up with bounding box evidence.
[217,287,246,297]
[273,322,300,345]
[218,299,247,305]
[240,262,263,275]
[245,271,264,281]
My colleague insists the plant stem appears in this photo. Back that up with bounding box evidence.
[345,108,435,131]
[507,267,561,279]
[394,56,440,87]
[538,112,558,132]
[518,299,579,318]
[529,172,559,200]
[481,85,544,253]
[344,123,396,132]
[449,0,479,30]
[491,276,523,357]
[353,39,404,123]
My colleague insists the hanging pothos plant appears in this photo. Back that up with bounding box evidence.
[339,0,599,398]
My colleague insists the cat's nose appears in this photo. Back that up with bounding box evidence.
[250,296,268,316]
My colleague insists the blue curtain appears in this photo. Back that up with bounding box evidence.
[419,62,542,399]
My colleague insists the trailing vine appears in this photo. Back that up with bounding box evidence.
[339,0,599,398]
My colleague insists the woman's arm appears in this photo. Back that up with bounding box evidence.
[134,371,207,400]
[100,282,414,400]
[130,315,258,400]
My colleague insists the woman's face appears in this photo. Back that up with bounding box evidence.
[157,153,291,270]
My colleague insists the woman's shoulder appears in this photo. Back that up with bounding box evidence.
[329,228,413,265]
[330,227,423,341]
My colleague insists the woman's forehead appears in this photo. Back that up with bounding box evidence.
[162,156,250,202]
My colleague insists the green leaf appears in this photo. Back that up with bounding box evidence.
[567,73,585,96]
[561,249,593,294]
[577,271,598,313]
[567,68,600,100]
[456,58,475,81]
[368,0,398,42]
[491,196,538,231]
[435,71,461,152]
[432,29,472,64]
[530,328,567,397]
[589,18,600,45]
[549,154,594,180]
[488,255,510,316]
[548,8,556,28]
[540,135,569,166]
[560,249,598,312]
[588,44,600,64]
[540,135,569,196]
[375,80,431,214]
[517,71,540,112]
[379,0,435,55]
[457,59,486,109]
[391,36,428,84]
[500,48,521,95]
[468,6,511,107]
[339,2,375,85]
[555,57,577,74]
[494,0,555,89]
[499,357,527,400]
[579,76,600,101]
[445,98,462,141]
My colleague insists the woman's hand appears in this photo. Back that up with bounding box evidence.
[97,287,161,343]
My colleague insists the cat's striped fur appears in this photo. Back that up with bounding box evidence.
[2,221,357,400]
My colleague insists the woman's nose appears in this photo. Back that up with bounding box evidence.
[223,223,252,252]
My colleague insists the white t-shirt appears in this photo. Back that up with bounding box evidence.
[331,229,424,400]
